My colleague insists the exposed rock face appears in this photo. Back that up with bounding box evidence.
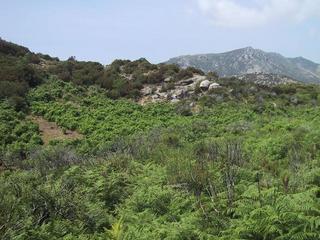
[200,80,210,90]
[172,89,186,99]
[139,71,298,105]
[167,47,320,83]
[141,74,213,103]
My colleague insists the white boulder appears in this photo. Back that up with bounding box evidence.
[200,80,210,90]
[209,83,220,90]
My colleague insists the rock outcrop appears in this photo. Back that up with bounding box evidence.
[139,74,226,104]
[200,80,210,90]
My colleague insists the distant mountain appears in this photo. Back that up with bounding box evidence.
[167,47,320,83]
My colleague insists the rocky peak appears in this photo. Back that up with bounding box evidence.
[167,48,320,83]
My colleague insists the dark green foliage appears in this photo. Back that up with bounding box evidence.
[146,70,165,84]
[37,53,60,61]
[0,80,29,100]
[175,101,193,116]
[7,95,28,111]
[0,40,46,111]
[176,68,194,80]
[158,63,180,76]
[48,58,191,99]
[0,101,42,167]
[122,58,157,74]
[176,67,205,81]
[26,53,41,64]
[0,38,30,57]
[207,71,219,80]
[49,60,104,85]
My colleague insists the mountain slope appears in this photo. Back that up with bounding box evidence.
[167,47,320,83]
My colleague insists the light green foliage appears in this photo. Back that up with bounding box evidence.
[1,78,320,239]
[28,79,182,153]
[0,101,42,164]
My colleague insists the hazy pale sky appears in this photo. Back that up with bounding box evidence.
[1,0,320,64]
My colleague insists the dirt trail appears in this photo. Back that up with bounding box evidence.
[28,116,83,145]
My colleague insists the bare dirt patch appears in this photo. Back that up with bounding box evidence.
[28,116,83,145]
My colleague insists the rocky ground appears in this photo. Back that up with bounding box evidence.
[139,75,221,104]
[138,73,297,104]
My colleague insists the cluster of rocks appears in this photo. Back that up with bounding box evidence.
[200,80,220,91]
[140,75,221,103]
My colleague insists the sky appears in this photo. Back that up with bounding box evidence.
[1,0,320,64]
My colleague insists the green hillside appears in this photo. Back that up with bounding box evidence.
[0,39,320,240]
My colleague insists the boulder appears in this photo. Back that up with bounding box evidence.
[158,92,168,98]
[151,94,159,100]
[192,75,207,83]
[164,77,173,82]
[172,89,186,99]
[200,80,210,90]
[141,86,153,96]
[208,83,220,90]
[171,98,180,103]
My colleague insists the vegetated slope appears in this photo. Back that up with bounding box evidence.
[0,38,46,111]
[1,78,320,239]
[1,39,320,239]
[28,79,183,153]
[167,47,320,83]
[0,101,42,160]
[28,115,83,145]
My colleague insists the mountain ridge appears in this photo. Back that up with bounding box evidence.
[167,47,320,83]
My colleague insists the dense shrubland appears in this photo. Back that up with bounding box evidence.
[0,101,42,166]
[1,78,319,239]
[0,39,46,111]
[0,39,320,239]
[48,56,204,100]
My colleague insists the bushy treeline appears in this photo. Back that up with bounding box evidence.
[0,38,204,107]
[48,57,204,99]
[0,39,47,111]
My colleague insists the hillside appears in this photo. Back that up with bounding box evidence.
[167,47,320,83]
[0,39,320,239]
